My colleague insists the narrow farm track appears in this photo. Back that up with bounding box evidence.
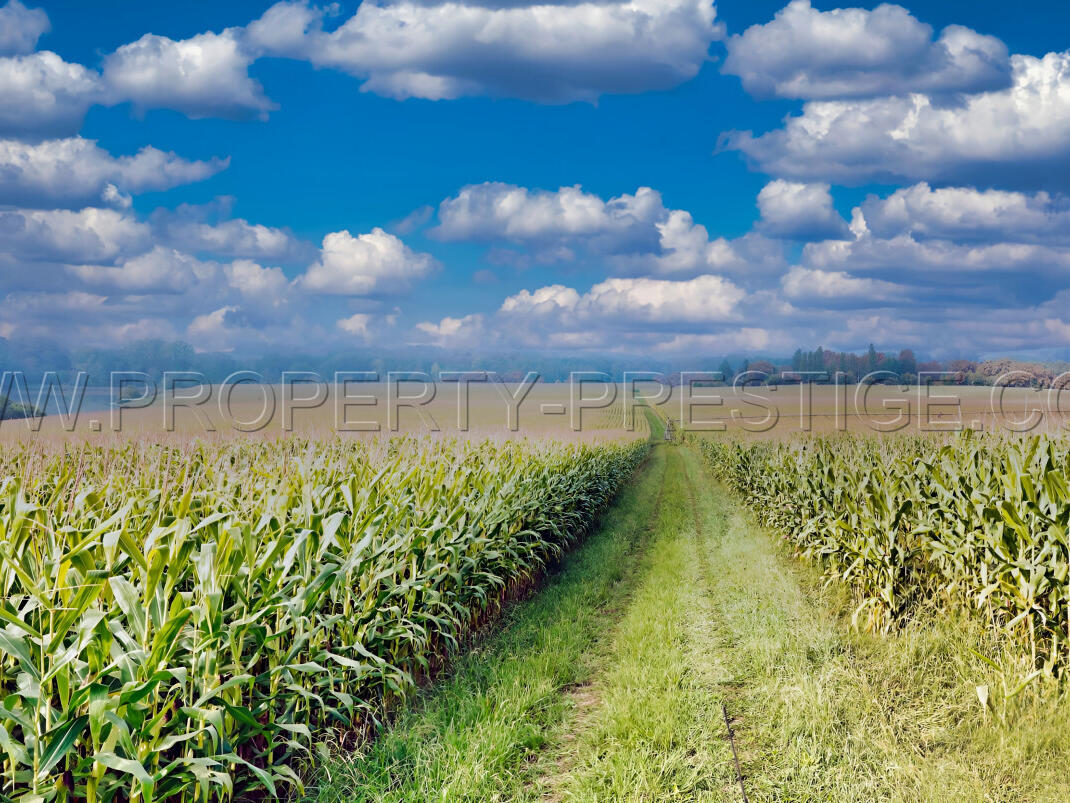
[536,445,671,802]
[539,446,730,801]
[310,437,1070,801]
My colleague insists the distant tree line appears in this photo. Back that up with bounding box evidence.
[2,337,1066,397]
[705,346,1069,388]
[0,395,40,421]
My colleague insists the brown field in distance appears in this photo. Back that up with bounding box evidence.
[0,382,646,445]
[4,380,1069,446]
[667,383,1070,439]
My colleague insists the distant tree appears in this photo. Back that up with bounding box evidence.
[897,349,916,375]
[718,359,733,382]
[978,359,1053,388]
[947,359,977,374]
[0,395,40,421]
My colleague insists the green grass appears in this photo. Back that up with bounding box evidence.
[548,446,729,801]
[303,440,1070,802]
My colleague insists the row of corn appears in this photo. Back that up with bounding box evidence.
[0,435,646,801]
[699,432,1070,671]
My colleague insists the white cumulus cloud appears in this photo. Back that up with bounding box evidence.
[579,275,745,322]
[0,0,49,56]
[780,266,907,305]
[337,312,372,339]
[0,51,104,138]
[433,182,663,248]
[225,259,289,301]
[756,180,850,241]
[421,273,750,351]
[498,274,745,325]
[432,182,786,278]
[858,183,1070,244]
[103,29,275,120]
[0,137,229,208]
[647,214,787,276]
[803,207,1070,290]
[70,246,218,293]
[724,0,1009,100]
[415,313,485,346]
[728,51,1070,187]
[0,206,150,264]
[153,207,306,260]
[499,284,581,315]
[298,228,439,295]
[246,0,723,103]
[186,306,239,352]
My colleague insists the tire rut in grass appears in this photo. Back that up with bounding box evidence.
[538,447,737,802]
[680,449,753,801]
[534,444,672,802]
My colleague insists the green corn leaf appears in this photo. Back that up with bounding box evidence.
[37,715,88,778]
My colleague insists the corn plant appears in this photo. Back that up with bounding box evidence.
[699,432,1070,669]
[0,435,646,801]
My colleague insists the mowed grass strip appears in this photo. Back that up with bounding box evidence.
[551,447,729,802]
[301,442,668,802]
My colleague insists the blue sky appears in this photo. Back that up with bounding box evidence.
[3,0,1070,359]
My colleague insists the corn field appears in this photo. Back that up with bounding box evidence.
[700,432,1070,673]
[0,435,645,802]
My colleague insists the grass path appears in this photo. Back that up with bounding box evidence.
[541,446,731,801]
[305,439,1070,802]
